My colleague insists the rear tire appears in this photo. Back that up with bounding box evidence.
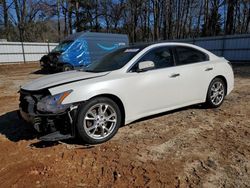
[76,97,122,144]
[205,78,226,108]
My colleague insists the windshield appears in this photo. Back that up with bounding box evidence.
[52,40,73,52]
[84,47,143,72]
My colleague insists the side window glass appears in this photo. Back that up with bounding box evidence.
[176,47,208,65]
[132,47,174,71]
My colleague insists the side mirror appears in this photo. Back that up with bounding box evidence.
[137,61,155,72]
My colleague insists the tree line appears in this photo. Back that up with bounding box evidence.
[0,0,250,43]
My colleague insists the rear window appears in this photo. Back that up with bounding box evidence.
[175,46,209,65]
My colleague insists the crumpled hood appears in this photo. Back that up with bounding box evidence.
[21,70,109,91]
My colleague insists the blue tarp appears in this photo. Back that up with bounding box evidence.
[56,32,129,67]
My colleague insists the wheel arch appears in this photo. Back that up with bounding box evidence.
[206,75,228,98]
[88,94,126,126]
[62,63,74,68]
[212,75,228,95]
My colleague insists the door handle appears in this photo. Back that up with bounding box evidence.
[170,73,180,78]
[205,67,213,71]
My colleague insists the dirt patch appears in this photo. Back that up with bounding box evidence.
[0,63,249,187]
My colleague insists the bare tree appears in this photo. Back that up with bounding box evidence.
[68,1,73,34]
[226,0,236,34]
[152,0,160,41]
[2,0,250,43]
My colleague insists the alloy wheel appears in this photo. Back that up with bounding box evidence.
[83,103,117,140]
[210,81,225,105]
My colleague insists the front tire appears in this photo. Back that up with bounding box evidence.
[205,78,226,108]
[62,64,73,71]
[76,97,122,144]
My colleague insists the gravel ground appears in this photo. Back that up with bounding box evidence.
[0,63,249,187]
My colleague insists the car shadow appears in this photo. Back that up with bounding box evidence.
[30,140,95,149]
[0,110,37,142]
[0,110,96,149]
[0,104,205,147]
[32,69,57,75]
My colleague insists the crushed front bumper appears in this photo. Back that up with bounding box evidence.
[19,89,78,141]
[40,52,61,72]
[40,60,57,71]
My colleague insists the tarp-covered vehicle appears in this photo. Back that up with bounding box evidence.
[40,32,129,72]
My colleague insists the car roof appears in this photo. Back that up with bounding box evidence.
[129,42,218,57]
[129,42,199,49]
[119,42,219,72]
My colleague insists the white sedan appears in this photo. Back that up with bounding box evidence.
[19,43,234,144]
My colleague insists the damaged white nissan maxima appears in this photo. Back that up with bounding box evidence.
[19,43,234,144]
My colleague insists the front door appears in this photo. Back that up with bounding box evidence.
[125,46,183,116]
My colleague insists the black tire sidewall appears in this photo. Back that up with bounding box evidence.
[76,97,122,144]
[206,78,226,108]
[62,64,73,71]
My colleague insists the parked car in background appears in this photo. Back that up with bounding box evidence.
[19,42,234,144]
[40,32,128,72]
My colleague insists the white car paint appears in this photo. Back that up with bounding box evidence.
[23,70,109,90]
[21,43,234,124]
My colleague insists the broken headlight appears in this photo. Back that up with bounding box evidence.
[37,90,72,113]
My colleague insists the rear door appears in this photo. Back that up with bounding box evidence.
[173,46,214,104]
